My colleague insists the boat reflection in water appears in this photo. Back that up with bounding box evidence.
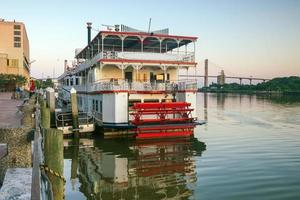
[64,136,206,199]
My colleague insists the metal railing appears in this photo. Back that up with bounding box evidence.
[71,50,195,74]
[87,79,198,92]
[60,79,197,94]
[55,112,94,128]
[103,51,196,62]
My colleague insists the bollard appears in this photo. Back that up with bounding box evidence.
[44,128,64,200]
[70,88,79,138]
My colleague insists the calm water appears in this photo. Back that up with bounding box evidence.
[64,93,300,200]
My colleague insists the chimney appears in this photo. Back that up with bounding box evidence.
[87,22,92,45]
[64,60,68,72]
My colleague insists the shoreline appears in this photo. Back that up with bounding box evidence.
[198,90,300,95]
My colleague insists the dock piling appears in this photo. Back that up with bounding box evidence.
[70,88,79,138]
[46,87,56,128]
[44,128,64,200]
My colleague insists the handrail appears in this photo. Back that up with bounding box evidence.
[61,87,71,93]
[56,112,94,128]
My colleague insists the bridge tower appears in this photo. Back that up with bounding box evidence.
[217,70,226,85]
[204,59,208,87]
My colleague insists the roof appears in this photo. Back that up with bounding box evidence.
[75,30,198,59]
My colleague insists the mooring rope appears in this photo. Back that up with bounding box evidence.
[40,164,66,199]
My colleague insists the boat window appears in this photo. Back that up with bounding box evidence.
[144,99,159,103]
[128,99,141,107]
[162,99,173,103]
[100,101,102,113]
[95,100,99,112]
[92,99,95,111]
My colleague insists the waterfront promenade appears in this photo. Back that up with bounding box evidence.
[0,92,23,128]
[0,92,33,200]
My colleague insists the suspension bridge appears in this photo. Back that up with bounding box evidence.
[180,59,271,87]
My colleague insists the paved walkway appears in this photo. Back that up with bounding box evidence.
[0,92,23,128]
[0,168,32,199]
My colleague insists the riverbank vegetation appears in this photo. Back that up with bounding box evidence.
[201,76,300,94]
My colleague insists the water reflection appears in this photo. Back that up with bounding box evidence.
[64,137,206,199]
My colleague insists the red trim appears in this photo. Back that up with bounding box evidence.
[177,90,197,93]
[101,31,198,41]
[77,90,196,95]
[99,58,197,66]
[91,90,129,94]
[136,131,193,139]
[131,91,165,94]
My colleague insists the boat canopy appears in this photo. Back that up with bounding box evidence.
[76,31,198,59]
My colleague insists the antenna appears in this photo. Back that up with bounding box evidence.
[148,18,152,33]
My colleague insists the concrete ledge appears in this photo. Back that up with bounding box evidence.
[0,168,32,199]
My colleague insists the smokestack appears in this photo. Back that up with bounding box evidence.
[87,22,92,45]
[64,60,68,72]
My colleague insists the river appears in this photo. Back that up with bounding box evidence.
[63,93,300,200]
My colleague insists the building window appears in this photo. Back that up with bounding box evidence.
[7,59,19,67]
[70,78,73,86]
[75,78,79,85]
[14,31,21,35]
[14,25,21,29]
[14,43,21,48]
[14,37,21,42]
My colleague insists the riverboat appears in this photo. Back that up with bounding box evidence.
[58,23,203,138]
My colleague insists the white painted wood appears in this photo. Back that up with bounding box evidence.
[176,92,197,118]
[102,92,128,123]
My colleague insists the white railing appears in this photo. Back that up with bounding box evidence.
[103,51,195,62]
[86,79,197,92]
[70,50,195,75]
[60,79,197,93]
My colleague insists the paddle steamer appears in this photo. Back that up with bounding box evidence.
[58,23,202,138]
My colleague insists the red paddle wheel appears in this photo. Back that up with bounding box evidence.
[130,102,197,139]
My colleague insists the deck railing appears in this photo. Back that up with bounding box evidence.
[60,79,197,93]
[56,112,94,128]
[103,51,195,62]
[89,79,197,92]
[72,50,195,74]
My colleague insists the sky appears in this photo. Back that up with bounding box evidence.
[1,0,300,79]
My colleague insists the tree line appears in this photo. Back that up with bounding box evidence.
[202,76,300,93]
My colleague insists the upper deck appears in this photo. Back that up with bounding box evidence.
[58,25,198,93]
[75,26,197,69]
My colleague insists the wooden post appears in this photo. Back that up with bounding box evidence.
[44,128,64,200]
[71,138,79,181]
[46,87,55,128]
[40,98,50,129]
[70,88,79,138]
